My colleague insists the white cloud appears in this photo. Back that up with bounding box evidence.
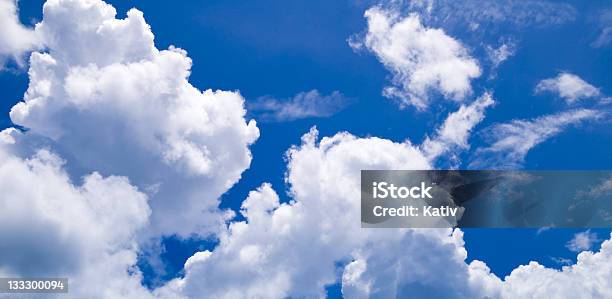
[340,230,502,299]
[409,0,577,31]
[421,92,494,162]
[156,127,450,298]
[600,97,612,105]
[486,41,516,75]
[566,230,600,252]
[470,109,603,168]
[3,1,612,298]
[138,60,491,297]
[593,27,612,48]
[535,73,601,104]
[537,226,553,235]
[0,0,41,67]
[1,0,261,294]
[550,256,573,266]
[0,128,152,299]
[351,7,481,109]
[247,90,351,122]
[575,175,612,199]
[592,9,612,48]
[161,124,612,298]
[499,234,612,298]
[9,0,259,238]
[151,107,486,298]
[590,177,612,197]
[342,230,612,299]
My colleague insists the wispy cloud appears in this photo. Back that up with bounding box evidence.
[247,90,352,122]
[421,92,494,163]
[592,9,612,48]
[536,226,554,235]
[470,109,604,168]
[549,256,573,266]
[485,40,516,78]
[576,175,612,199]
[566,230,600,252]
[409,0,577,31]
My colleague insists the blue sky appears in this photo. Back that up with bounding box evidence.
[1,0,611,297]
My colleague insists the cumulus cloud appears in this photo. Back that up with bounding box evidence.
[161,122,524,298]
[155,127,495,298]
[421,92,494,162]
[566,230,600,253]
[343,234,612,298]
[0,128,152,299]
[2,1,495,288]
[151,100,485,298]
[535,73,601,104]
[499,234,612,298]
[1,0,261,294]
[156,127,437,298]
[340,231,502,299]
[4,1,612,298]
[160,125,612,298]
[247,90,352,122]
[350,6,481,109]
[9,0,259,238]
[470,109,603,168]
[0,0,41,67]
